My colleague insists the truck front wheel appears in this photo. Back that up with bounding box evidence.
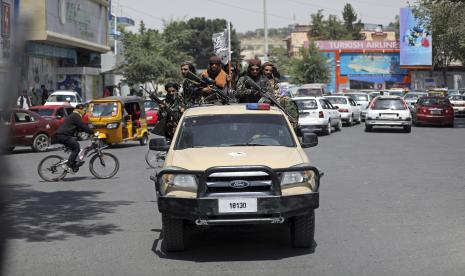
[162,214,185,252]
[290,210,315,248]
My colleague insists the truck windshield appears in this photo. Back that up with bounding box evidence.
[175,114,296,149]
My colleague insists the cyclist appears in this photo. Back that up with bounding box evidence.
[55,104,92,172]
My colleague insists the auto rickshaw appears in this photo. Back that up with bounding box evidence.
[87,96,149,145]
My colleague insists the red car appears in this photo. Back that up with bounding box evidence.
[29,105,75,125]
[414,97,454,127]
[1,109,60,152]
[144,100,159,126]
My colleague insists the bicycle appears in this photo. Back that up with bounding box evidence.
[37,133,119,181]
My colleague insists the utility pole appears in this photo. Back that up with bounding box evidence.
[263,0,268,62]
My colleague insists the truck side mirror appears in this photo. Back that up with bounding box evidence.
[149,137,169,151]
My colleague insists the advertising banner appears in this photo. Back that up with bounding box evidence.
[340,53,408,75]
[400,7,432,67]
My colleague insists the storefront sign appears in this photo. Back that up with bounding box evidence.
[46,0,107,46]
[314,40,399,51]
[399,7,432,67]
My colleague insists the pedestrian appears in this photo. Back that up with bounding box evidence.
[200,56,230,103]
[40,85,48,105]
[235,59,272,103]
[113,83,121,97]
[30,87,40,106]
[103,87,111,97]
[180,61,202,107]
[17,90,32,110]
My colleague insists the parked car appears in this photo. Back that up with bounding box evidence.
[1,109,60,152]
[294,96,342,135]
[294,83,326,97]
[448,94,465,116]
[144,100,159,126]
[403,92,428,106]
[29,105,75,124]
[365,96,412,132]
[323,95,361,126]
[344,92,370,121]
[44,91,83,107]
[414,97,454,127]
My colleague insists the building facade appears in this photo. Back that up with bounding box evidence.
[19,0,110,100]
[0,0,17,87]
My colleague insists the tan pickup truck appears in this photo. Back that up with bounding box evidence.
[150,103,323,251]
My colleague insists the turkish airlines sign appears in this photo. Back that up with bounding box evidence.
[314,40,400,50]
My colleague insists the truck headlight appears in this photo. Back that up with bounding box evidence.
[162,174,197,188]
[280,170,314,186]
[107,123,119,129]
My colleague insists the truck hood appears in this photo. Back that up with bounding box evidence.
[168,146,306,171]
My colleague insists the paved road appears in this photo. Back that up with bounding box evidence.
[2,119,465,276]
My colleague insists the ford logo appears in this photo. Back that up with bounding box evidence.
[229,180,250,189]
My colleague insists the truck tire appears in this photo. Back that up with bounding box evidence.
[162,214,185,252]
[291,210,315,248]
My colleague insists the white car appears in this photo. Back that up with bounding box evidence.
[294,96,342,135]
[448,94,465,116]
[365,96,412,133]
[345,92,370,121]
[324,95,361,126]
[403,92,427,106]
[44,91,83,107]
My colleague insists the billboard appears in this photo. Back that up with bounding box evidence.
[400,7,432,67]
[340,53,408,75]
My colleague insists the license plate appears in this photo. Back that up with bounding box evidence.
[381,114,397,119]
[218,198,257,213]
[431,110,441,115]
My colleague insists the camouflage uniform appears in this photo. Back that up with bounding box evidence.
[182,78,203,107]
[259,78,299,128]
[152,94,185,140]
[235,75,273,103]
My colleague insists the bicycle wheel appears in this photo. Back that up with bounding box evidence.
[89,152,119,179]
[145,150,165,168]
[37,155,68,182]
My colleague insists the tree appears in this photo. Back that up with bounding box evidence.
[342,3,363,40]
[309,10,327,39]
[326,15,348,40]
[120,21,179,84]
[413,0,465,85]
[268,46,292,76]
[185,17,241,69]
[342,3,357,33]
[291,42,329,84]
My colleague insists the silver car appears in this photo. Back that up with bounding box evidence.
[294,97,342,135]
[365,96,412,133]
[345,93,370,121]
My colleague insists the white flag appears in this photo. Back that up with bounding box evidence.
[212,29,229,65]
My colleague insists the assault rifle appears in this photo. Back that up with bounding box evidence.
[244,76,297,122]
[186,71,231,105]
[140,85,179,120]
